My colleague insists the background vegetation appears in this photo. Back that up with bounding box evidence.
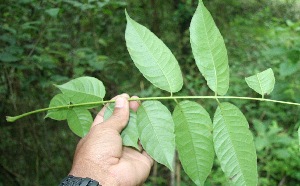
[1,0,299,185]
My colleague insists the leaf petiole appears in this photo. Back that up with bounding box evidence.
[6,96,300,122]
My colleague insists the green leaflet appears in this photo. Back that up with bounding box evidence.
[67,108,93,137]
[55,76,106,107]
[104,103,139,150]
[46,93,93,137]
[213,102,258,186]
[190,0,229,96]
[45,94,70,120]
[45,77,105,137]
[173,101,214,186]
[125,10,183,93]
[137,101,175,170]
[245,68,275,98]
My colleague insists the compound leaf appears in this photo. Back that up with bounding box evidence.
[173,101,214,186]
[56,76,105,107]
[45,93,70,120]
[190,0,229,95]
[67,108,93,137]
[104,103,139,150]
[125,10,183,93]
[245,68,275,98]
[213,102,258,186]
[137,101,175,170]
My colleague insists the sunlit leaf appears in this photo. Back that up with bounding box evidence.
[137,101,175,170]
[45,94,70,120]
[173,101,214,185]
[190,0,229,95]
[213,102,258,185]
[56,76,105,107]
[125,10,183,93]
[245,68,275,97]
[67,108,93,137]
[104,103,139,150]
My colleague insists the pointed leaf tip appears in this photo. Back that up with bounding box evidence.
[125,12,183,93]
[125,9,129,19]
[190,0,229,96]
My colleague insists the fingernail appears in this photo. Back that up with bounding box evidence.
[120,93,130,99]
[115,97,125,108]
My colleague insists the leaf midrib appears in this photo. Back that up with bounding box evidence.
[218,105,247,184]
[198,4,219,94]
[128,20,173,92]
[140,103,171,165]
[178,104,203,171]
[256,73,264,97]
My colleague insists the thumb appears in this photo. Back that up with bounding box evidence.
[101,95,130,133]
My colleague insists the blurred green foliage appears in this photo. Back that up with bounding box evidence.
[1,0,299,185]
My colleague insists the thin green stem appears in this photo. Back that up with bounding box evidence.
[6,96,300,122]
[6,100,115,122]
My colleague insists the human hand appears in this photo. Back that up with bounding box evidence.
[69,94,153,186]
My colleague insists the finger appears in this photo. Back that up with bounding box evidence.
[137,140,143,152]
[101,94,130,133]
[142,150,154,167]
[129,96,140,112]
[91,105,107,127]
[91,94,126,127]
[123,147,153,169]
